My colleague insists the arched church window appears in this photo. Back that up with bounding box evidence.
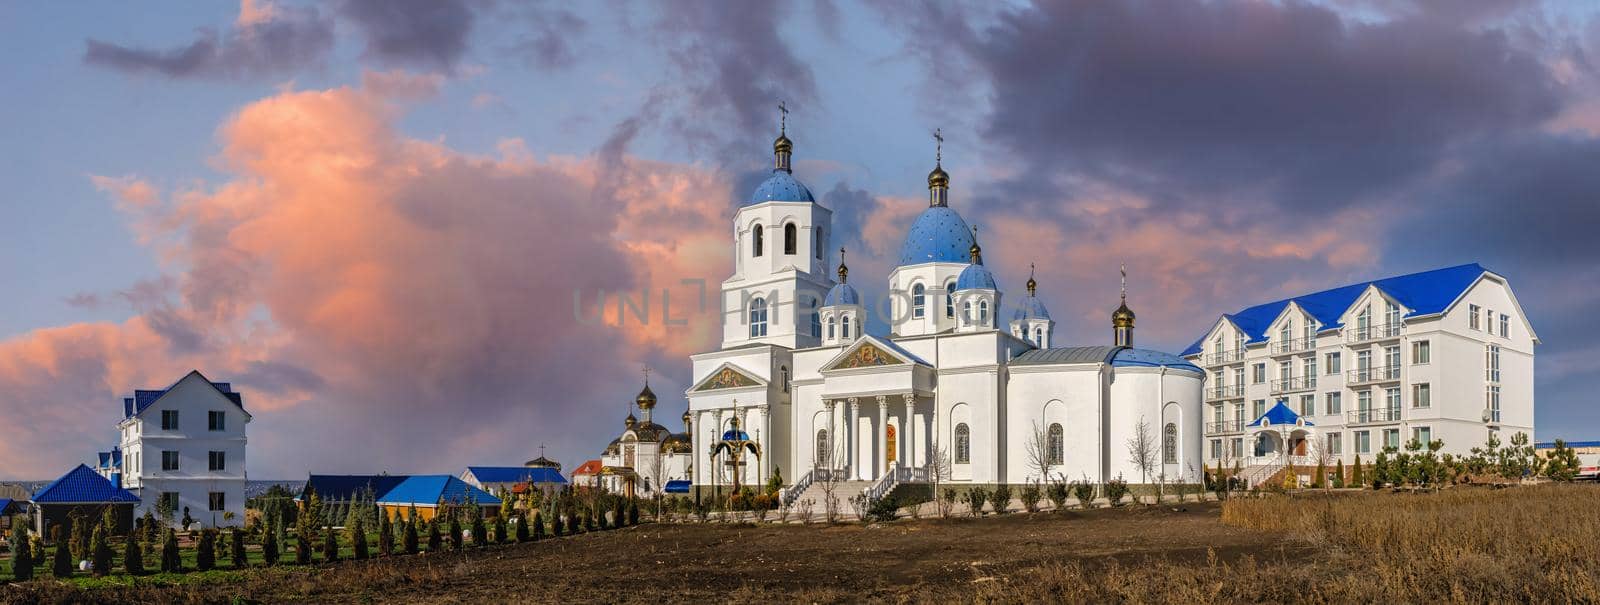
[1048,423,1064,465]
[749,297,768,337]
[815,227,824,259]
[912,284,926,318]
[979,300,989,325]
[780,366,790,392]
[752,224,764,257]
[944,280,955,318]
[827,316,836,339]
[955,423,971,464]
[1035,327,1044,346]
[811,309,821,338]
[962,301,972,326]
[784,223,798,255]
[816,429,830,466]
[1163,423,1178,464]
[842,315,851,339]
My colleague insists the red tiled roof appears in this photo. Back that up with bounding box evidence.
[572,459,603,476]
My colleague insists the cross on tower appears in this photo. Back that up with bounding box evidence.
[934,128,943,164]
[642,364,652,386]
[1120,263,1128,303]
[778,101,788,135]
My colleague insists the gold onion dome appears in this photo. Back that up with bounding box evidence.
[774,133,793,155]
[635,384,657,409]
[928,164,949,189]
[682,410,693,424]
[1113,302,1136,327]
[625,413,637,428]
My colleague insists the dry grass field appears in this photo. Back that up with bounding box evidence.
[4,484,1596,604]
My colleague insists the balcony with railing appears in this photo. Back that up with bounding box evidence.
[1205,420,1244,435]
[1345,322,1403,344]
[1272,337,1313,356]
[1205,384,1244,401]
[1347,365,1401,385]
[1347,407,1403,425]
[1203,348,1245,366]
[1270,375,1317,395]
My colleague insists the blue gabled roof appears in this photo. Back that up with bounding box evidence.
[1182,263,1488,356]
[663,480,691,493]
[32,464,139,504]
[0,499,15,513]
[376,475,500,507]
[465,466,568,485]
[298,474,409,502]
[1112,348,1203,373]
[1536,441,1600,449]
[124,372,245,419]
[1248,400,1312,428]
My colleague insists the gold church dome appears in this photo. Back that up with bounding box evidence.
[635,384,657,410]
[927,164,949,189]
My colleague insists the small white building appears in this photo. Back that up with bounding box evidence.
[115,370,250,527]
[1184,264,1537,482]
[598,383,694,496]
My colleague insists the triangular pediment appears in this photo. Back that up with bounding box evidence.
[823,336,918,371]
[691,363,766,392]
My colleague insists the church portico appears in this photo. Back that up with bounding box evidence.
[819,391,930,481]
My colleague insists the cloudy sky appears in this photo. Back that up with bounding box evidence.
[2,0,1597,479]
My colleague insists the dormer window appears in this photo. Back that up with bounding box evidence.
[161,410,179,430]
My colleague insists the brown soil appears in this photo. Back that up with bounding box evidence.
[5,502,1313,604]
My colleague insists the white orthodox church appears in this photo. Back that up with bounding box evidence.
[682,128,1205,499]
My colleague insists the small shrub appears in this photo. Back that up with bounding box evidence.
[866,496,899,523]
[963,488,990,517]
[351,516,369,560]
[378,513,394,557]
[1105,476,1130,507]
[427,519,442,552]
[1073,481,1096,509]
[471,514,488,546]
[628,501,640,526]
[991,484,1013,515]
[323,525,340,562]
[194,529,215,571]
[939,489,958,518]
[162,528,182,571]
[532,511,545,541]
[515,515,530,543]
[1020,481,1043,513]
[448,516,463,550]
[1046,480,1069,512]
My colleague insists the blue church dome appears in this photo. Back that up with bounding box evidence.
[955,263,997,291]
[1013,296,1051,321]
[898,206,976,265]
[824,282,860,306]
[745,170,814,206]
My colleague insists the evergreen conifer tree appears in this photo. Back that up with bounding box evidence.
[1334,460,1346,488]
[403,515,419,555]
[427,517,442,552]
[69,513,89,565]
[1352,454,1365,487]
[628,501,640,526]
[448,515,463,551]
[1313,461,1326,488]
[377,510,393,557]
[261,525,279,566]
[11,526,34,580]
[532,512,544,541]
[195,529,215,571]
[493,515,507,545]
[515,514,529,543]
[296,525,312,565]
[231,529,247,569]
[470,513,487,547]
[89,524,111,577]
[161,528,181,572]
[323,523,340,563]
[1374,449,1391,488]
[32,530,46,566]
[122,530,142,575]
[614,499,627,528]
[53,526,74,577]
[350,516,369,560]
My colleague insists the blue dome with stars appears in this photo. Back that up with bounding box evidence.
[824,282,860,306]
[745,170,814,206]
[1013,296,1051,321]
[955,263,998,291]
[898,206,976,266]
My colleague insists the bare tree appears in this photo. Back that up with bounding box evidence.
[1022,420,1055,483]
[1310,434,1336,493]
[1125,415,1158,504]
[642,447,669,520]
[813,429,850,524]
[926,437,954,518]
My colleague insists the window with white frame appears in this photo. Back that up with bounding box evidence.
[1304,357,1317,384]
[1470,304,1481,330]
[1385,388,1401,412]
[1412,383,1431,408]
[1327,432,1342,455]
[1413,426,1431,446]
[962,301,972,325]
[210,492,226,512]
[752,224,764,257]
[1326,352,1340,374]
[1253,363,1266,384]
[944,280,955,318]
[1300,394,1315,417]
[208,411,225,431]
[1230,437,1243,457]
[1252,399,1265,418]
[1485,344,1501,382]
[1412,340,1430,365]
[979,300,989,325]
[1326,392,1341,414]
[841,315,852,339]
[1485,308,1495,335]
[1383,428,1400,450]
[161,410,179,430]
[827,316,835,339]
[1486,386,1502,422]
[749,297,768,338]
[1210,439,1222,459]
[1355,431,1370,454]
[911,283,926,318]
[1232,367,1244,387]
[1500,313,1510,338]
[208,450,225,471]
[784,223,798,255]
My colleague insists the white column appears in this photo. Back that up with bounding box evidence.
[825,400,838,471]
[903,393,916,469]
[846,398,859,480]
[876,394,888,477]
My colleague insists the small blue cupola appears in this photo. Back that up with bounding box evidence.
[1010,264,1053,347]
[821,247,865,346]
[953,230,1001,332]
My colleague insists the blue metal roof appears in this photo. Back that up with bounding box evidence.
[745,170,814,206]
[1248,400,1313,428]
[1536,441,1600,449]
[465,466,568,485]
[1182,263,1488,356]
[124,377,244,419]
[663,480,691,493]
[298,474,409,502]
[898,206,975,266]
[32,464,139,504]
[377,475,501,507]
[1013,296,1051,321]
[721,429,752,441]
[954,263,997,291]
[0,499,15,513]
[1111,348,1203,373]
[824,282,860,306]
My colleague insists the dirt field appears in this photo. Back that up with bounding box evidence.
[4,502,1305,604]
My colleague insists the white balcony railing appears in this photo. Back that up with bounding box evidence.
[1346,322,1403,344]
[1205,420,1244,435]
[1204,349,1245,366]
[1347,407,1403,425]
[1272,337,1313,355]
[1269,375,1317,395]
[1347,366,1401,384]
[1206,384,1244,401]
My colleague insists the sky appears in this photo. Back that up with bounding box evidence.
[1,0,1598,480]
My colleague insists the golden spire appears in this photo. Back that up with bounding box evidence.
[968,225,982,264]
[836,246,848,283]
[773,100,793,173]
[635,365,657,410]
[928,128,949,206]
[1026,262,1037,296]
[1113,263,1136,330]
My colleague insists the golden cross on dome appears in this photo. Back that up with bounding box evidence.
[1120,264,1128,303]
[642,364,652,386]
[934,128,943,164]
[778,100,788,135]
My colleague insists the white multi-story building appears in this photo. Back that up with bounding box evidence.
[682,127,1203,502]
[1183,264,1537,478]
[114,370,250,527]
